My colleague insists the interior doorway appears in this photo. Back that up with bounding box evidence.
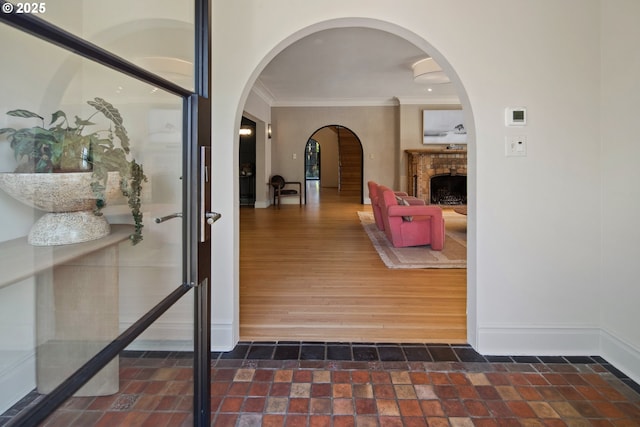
[238,20,473,348]
[239,116,256,206]
[304,125,363,204]
[305,138,320,180]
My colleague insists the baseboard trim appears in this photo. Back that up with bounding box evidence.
[124,325,235,353]
[0,351,35,415]
[600,328,640,384]
[477,325,640,382]
[254,199,303,207]
[121,323,640,383]
[211,323,237,352]
[125,340,193,352]
[477,325,601,356]
[121,321,236,352]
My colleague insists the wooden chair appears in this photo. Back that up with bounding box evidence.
[270,175,301,206]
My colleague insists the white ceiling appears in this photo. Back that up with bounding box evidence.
[253,27,461,106]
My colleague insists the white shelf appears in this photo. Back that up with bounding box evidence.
[0,224,134,289]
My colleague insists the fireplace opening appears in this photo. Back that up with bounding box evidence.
[430,174,467,205]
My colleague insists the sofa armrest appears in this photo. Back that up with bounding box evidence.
[400,196,425,206]
[387,205,443,219]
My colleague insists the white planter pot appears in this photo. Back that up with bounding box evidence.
[0,172,120,246]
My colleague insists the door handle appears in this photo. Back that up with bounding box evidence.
[154,212,183,223]
[205,212,221,225]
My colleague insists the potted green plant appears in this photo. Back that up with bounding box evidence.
[0,98,147,245]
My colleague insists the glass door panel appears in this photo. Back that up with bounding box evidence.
[0,22,189,417]
[36,0,195,91]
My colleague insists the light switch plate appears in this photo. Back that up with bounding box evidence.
[505,135,527,157]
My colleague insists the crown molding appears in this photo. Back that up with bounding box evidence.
[250,78,276,105]
[395,95,461,105]
[249,89,461,108]
[270,97,399,107]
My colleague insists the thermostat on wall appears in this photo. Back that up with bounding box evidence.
[505,107,527,126]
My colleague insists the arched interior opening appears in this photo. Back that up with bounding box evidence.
[236,20,475,347]
[304,125,363,205]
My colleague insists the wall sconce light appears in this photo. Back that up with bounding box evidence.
[239,127,252,136]
[268,124,272,139]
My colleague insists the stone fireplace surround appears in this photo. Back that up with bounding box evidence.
[406,147,467,205]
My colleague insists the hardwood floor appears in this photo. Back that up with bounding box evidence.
[239,183,467,343]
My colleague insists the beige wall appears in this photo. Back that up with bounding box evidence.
[270,104,464,196]
[398,104,463,191]
[271,106,397,202]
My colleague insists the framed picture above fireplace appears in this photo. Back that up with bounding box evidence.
[422,109,467,144]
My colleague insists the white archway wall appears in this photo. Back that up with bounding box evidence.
[212,0,640,382]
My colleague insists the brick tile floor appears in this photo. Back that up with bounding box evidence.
[3,343,639,426]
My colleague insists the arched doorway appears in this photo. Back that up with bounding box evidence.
[227,17,476,350]
[304,125,363,205]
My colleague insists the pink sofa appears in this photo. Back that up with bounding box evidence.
[367,181,425,231]
[376,184,445,250]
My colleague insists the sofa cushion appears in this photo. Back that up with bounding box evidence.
[395,196,413,222]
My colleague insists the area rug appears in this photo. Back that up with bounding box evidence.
[357,210,467,269]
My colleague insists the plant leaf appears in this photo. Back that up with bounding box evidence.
[0,128,16,136]
[50,110,67,126]
[10,136,36,159]
[35,157,53,173]
[87,98,130,153]
[74,116,96,127]
[7,109,44,121]
[12,128,57,145]
[88,98,123,124]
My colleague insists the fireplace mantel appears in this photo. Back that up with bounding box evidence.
[406,147,467,204]
[406,147,467,155]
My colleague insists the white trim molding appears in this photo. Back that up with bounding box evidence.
[477,325,640,383]
[126,340,193,352]
[270,97,400,107]
[120,320,237,352]
[251,79,276,106]
[600,328,640,384]
[254,200,271,209]
[0,351,35,415]
[119,321,640,383]
[211,322,236,352]
[477,325,601,356]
